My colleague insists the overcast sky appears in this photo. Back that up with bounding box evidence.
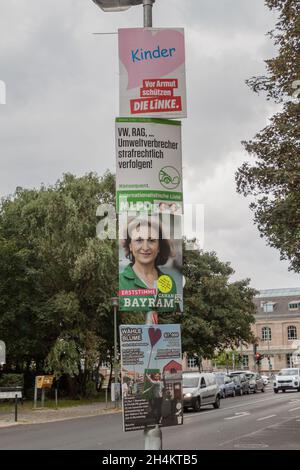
[0,0,299,291]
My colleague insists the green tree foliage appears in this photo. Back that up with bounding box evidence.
[236,0,300,272]
[0,171,257,394]
[0,172,117,395]
[180,249,257,359]
[45,339,80,379]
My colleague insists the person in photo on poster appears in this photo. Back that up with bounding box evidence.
[143,371,165,425]
[119,215,181,312]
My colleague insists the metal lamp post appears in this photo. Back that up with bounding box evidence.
[263,303,272,374]
[239,340,243,370]
[111,296,119,402]
[92,0,160,449]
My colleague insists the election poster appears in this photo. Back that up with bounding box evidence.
[118,28,187,118]
[116,118,182,214]
[120,324,183,432]
[119,213,183,312]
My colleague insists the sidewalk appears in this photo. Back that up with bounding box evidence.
[0,400,122,428]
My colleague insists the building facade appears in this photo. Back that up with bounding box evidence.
[243,288,300,373]
[182,287,300,374]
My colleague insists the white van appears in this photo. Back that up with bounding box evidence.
[182,372,220,411]
[273,368,300,393]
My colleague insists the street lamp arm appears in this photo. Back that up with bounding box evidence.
[91,0,150,12]
[91,1,130,12]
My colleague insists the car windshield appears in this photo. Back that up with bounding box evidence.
[231,376,240,383]
[278,369,299,376]
[245,373,254,379]
[183,377,199,388]
[216,376,224,385]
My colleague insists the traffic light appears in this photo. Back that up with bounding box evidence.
[255,352,263,364]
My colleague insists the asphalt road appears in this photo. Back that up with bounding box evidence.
[1,388,300,450]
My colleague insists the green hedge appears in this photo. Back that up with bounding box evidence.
[0,373,24,387]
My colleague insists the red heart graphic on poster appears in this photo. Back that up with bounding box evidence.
[119,28,185,90]
[148,327,162,347]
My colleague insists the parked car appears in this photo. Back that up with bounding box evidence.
[273,368,300,393]
[183,372,221,411]
[230,369,253,375]
[214,373,235,398]
[229,373,250,396]
[261,375,269,386]
[245,372,265,393]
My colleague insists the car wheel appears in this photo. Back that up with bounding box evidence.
[282,389,286,393]
[193,398,201,412]
[261,387,265,393]
[298,388,300,392]
[213,395,220,409]
[274,389,278,394]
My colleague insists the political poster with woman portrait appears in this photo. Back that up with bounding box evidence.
[118,213,182,313]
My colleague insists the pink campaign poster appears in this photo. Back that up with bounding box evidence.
[118,28,187,119]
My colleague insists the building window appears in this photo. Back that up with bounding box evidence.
[187,357,198,368]
[262,302,274,313]
[288,302,299,310]
[100,361,110,368]
[287,325,297,340]
[242,355,249,368]
[261,327,271,341]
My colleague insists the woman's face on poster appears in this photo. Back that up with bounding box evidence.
[129,225,160,266]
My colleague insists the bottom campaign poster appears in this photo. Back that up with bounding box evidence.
[119,324,183,432]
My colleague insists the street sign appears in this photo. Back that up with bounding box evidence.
[102,375,110,389]
[36,375,54,389]
[0,391,22,399]
[119,28,187,118]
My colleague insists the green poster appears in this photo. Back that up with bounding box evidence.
[116,118,183,214]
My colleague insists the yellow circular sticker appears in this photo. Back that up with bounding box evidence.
[157,275,173,293]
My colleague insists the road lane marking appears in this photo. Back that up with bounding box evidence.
[225,412,250,420]
[185,394,292,418]
[288,406,300,412]
[219,414,299,448]
[234,443,269,449]
[257,414,276,421]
